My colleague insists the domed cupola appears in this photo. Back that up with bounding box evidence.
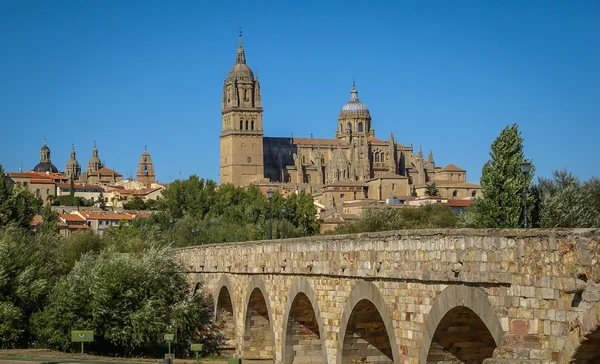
[32,138,59,173]
[228,31,254,82]
[340,83,370,117]
[337,80,374,139]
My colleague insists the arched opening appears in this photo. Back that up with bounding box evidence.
[452,190,458,197]
[341,299,393,363]
[426,306,496,363]
[381,153,385,162]
[243,288,274,360]
[245,120,249,130]
[251,120,255,130]
[284,293,323,363]
[347,122,352,132]
[572,328,600,363]
[215,286,236,348]
[240,120,243,130]
[472,190,477,197]
[358,122,363,132]
[375,152,380,162]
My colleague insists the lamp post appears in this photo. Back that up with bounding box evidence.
[169,218,174,246]
[267,190,274,240]
[520,160,531,228]
[281,205,287,239]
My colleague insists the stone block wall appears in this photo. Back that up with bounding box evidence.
[177,229,600,364]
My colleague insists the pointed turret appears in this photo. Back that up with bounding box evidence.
[65,144,81,179]
[428,149,434,163]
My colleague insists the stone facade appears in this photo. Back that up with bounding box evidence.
[178,228,600,364]
[219,34,481,209]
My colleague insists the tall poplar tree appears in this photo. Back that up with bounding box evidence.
[470,124,535,228]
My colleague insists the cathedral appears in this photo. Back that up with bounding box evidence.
[220,33,481,209]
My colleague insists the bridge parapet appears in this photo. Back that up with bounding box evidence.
[178,229,600,364]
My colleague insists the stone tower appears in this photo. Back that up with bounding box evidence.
[87,142,103,173]
[136,146,156,185]
[65,144,81,179]
[219,32,264,186]
[32,138,59,173]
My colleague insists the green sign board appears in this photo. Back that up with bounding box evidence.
[190,343,203,351]
[71,330,94,342]
[164,334,175,341]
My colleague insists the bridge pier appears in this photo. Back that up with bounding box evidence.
[178,228,600,364]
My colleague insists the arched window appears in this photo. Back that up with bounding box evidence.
[347,122,352,132]
[472,190,477,197]
[375,152,380,162]
[381,153,385,163]
[453,190,458,197]
[358,122,363,132]
[251,120,255,130]
[245,120,249,130]
[240,120,243,130]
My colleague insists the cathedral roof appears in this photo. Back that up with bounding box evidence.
[340,82,370,116]
[293,137,343,146]
[441,164,466,172]
[32,162,59,174]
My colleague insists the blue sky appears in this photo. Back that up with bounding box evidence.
[1,0,598,184]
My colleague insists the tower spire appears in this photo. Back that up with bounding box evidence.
[236,30,246,64]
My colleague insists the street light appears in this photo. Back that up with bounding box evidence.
[281,205,287,239]
[520,160,531,228]
[267,190,274,240]
[169,218,174,246]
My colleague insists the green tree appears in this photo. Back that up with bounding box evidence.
[424,183,440,197]
[0,226,65,347]
[537,170,599,228]
[33,247,221,356]
[39,204,59,235]
[469,124,534,228]
[8,186,42,229]
[410,186,417,197]
[0,164,14,226]
[97,191,106,211]
[124,196,146,210]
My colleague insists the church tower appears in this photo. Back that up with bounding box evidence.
[65,144,81,179]
[136,146,156,185]
[220,31,264,186]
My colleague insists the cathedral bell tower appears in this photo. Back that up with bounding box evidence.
[219,31,264,186]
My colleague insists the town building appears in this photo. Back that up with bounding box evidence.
[219,33,481,210]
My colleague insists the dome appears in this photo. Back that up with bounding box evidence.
[33,162,58,173]
[41,145,50,152]
[340,84,370,116]
[228,63,254,81]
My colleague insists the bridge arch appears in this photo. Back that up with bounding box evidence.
[242,276,274,361]
[419,285,505,364]
[558,302,600,364]
[213,274,236,348]
[281,278,327,364]
[337,280,400,364]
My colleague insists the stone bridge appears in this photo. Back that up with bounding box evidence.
[177,229,600,364]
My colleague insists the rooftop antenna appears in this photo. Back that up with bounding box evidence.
[19,159,23,173]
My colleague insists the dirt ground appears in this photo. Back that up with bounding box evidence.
[0,349,226,364]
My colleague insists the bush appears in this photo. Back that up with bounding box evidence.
[33,246,222,356]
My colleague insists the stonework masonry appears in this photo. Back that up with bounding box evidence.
[177,229,600,364]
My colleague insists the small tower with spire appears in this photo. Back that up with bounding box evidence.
[137,145,156,186]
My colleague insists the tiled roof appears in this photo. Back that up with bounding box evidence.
[367,136,386,143]
[94,167,123,176]
[59,214,85,222]
[441,164,466,172]
[418,180,481,188]
[447,199,473,207]
[56,183,103,190]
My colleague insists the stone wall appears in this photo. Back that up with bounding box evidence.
[177,229,600,364]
